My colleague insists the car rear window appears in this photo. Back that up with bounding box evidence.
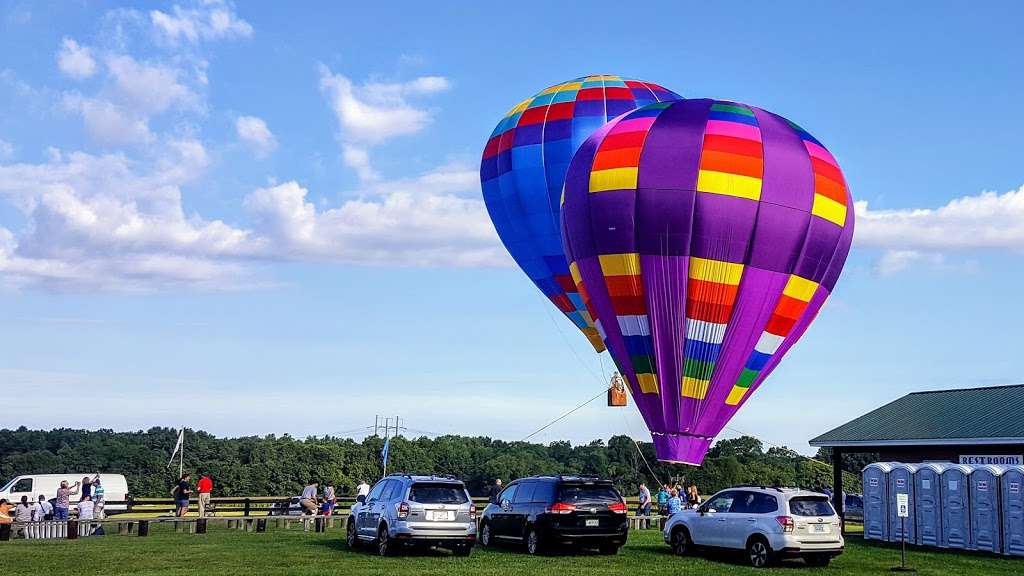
[558,484,621,504]
[408,483,468,504]
[789,496,835,516]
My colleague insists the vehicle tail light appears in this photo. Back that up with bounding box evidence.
[608,501,627,514]
[545,502,577,514]
[398,502,410,519]
[776,516,794,533]
[469,503,477,521]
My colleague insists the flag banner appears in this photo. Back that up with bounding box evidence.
[167,428,184,468]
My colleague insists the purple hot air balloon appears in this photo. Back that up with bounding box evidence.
[561,99,854,464]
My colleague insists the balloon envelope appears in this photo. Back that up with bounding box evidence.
[561,99,854,464]
[481,75,681,352]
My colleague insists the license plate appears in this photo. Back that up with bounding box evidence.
[811,524,829,533]
[426,511,455,521]
[585,519,599,527]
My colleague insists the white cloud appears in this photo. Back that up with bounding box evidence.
[236,115,277,158]
[856,185,1024,273]
[0,142,504,291]
[62,94,154,145]
[150,0,253,44]
[319,65,449,145]
[243,170,504,267]
[57,37,97,79]
[106,54,200,115]
[341,144,378,181]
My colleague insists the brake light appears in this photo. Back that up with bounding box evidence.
[776,516,794,533]
[608,501,627,514]
[398,502,409,519]
[469,503,477,521]
[545,502,577,514]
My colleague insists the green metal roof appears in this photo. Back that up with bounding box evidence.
[809,384,1024,448]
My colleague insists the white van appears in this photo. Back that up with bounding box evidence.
[0,473,130,513]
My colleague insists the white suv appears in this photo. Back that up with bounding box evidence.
[663,487,843,568]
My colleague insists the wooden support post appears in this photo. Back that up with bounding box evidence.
[243,498,251,517]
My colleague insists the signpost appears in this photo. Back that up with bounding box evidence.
[891,493,915,572]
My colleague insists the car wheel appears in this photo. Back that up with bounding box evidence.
[453,544,472,557]
[525,528,544,555]
[479,521,492,548]
[805,554,831,567]
[346,521,360,549]
[377,526,396,557]
[746,536,774,568]
[598,542,619,555]
[671,526,691,556]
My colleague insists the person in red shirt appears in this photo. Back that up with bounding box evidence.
[197,474,214,518]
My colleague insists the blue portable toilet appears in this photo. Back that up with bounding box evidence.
[889,463,918,544]
[969,465,1004,553]
[939,464,972,550]
[914,463,943,546]
[863,462,893,541]
[1001,465,1024,556]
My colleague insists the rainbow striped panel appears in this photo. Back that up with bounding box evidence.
[696,102,764,201]
[790,121,849,227]
[598,253,659,394]
[481,76,680,355]
[724,275,819,405]
[588,102,673,193]
[682,257,745,399]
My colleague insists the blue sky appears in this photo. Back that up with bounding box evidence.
[1,1,1022,454]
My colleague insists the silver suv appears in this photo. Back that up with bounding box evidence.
[664,487,843,568]
[346,474,477,556]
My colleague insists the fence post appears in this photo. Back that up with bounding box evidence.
[244,498,251,517]
[126,494,134,514]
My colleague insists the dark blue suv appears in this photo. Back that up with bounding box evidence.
[478,475,628,555]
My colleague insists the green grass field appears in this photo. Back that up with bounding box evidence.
[6,523,1021,575]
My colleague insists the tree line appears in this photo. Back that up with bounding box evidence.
[0,427,864,498]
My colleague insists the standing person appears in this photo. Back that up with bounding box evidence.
[14,496,33,537]
[666,489,683,516]
[687,485,701,508]
[299,481,319,516]
[356,480,370,504]
[321,482,337,516]
[638,483,652,515]
[0,499,12,526]
[33,495,53,521]
[92,476,105,520]
[656,484,670,516]
[80,476,93,501]
[488,479,503,504]
[54,480,79,520]
[172,474,192,517]
[197,473,213,518]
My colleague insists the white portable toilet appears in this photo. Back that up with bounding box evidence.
[969,464,1004,553]
[939,463,972,549]
[914,463,944,547]
[1001,465,1024,557]
[863,462,893,541]
[889,463,919,544]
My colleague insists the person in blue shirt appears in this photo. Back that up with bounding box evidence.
[656,485,670,515]
[666,488,683,515]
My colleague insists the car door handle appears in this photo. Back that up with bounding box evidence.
[747,518,757,522]
[716,518,726,522]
